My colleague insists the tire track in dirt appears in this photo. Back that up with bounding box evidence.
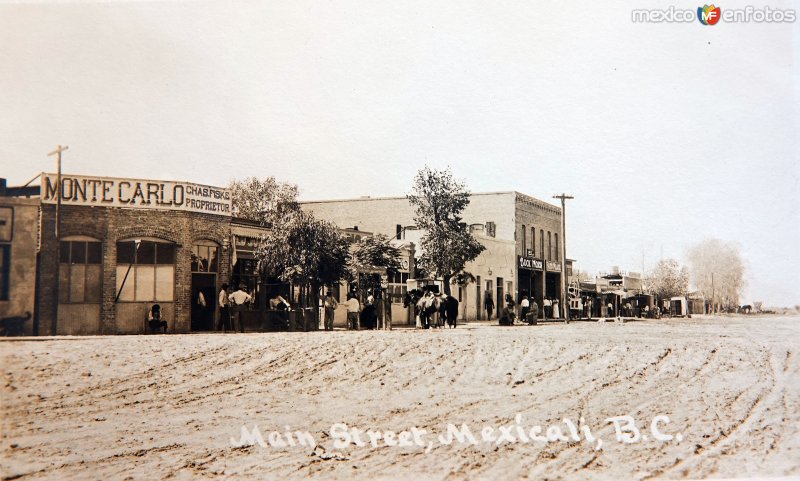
[641,346,781,480]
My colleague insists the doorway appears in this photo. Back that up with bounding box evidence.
[497,277,504,311]
[191,273,216,331]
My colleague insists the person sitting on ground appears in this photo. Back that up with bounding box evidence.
[148,304,168,333]
[499,300,516,326]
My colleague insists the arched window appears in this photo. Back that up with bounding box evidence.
[521,225,526,255]
[539,230,544,261]
[547,232,552,261]
[191,240,219,273]
[59,236,102,303]
[116,238,175,302]
[555,233,560,261]
[530,226,535,256]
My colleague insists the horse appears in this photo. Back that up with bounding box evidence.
[404,289,429,328]
[403,289,459,329]
[429,294,459,328]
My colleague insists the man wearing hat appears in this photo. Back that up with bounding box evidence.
[323,291,338,331]
[228,283,252,333]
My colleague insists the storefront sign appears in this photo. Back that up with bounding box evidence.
[518,256,543,270]
[41,173,232,216]
[546,261,562,272]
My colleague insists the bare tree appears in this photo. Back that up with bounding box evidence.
[648,258,689,300]
[686,239,745,313]
[229,176,299,225]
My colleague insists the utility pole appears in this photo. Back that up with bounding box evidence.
[47,145,68,336]
[553,193,573,323]
[47,145,68,239]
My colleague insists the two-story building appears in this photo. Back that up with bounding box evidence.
[301,191,572,321]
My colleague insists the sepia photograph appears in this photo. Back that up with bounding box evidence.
[1,1,798,480]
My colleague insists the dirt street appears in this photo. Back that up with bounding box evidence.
[2,315,798,480]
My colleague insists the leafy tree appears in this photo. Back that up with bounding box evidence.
[686,239,745,312]
[407,167,485,295]
[229,176,299,225]
[255,210,351,312]
[451,270,476,318]
[350,234,402,297]
[648,258,689,300]
[351,234,402,274]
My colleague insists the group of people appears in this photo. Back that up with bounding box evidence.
[145,282,258,333]
[217,283,259,332]
[342,291,380,331]
[323,290,364,331]
[325,290,385,331]
[486,292,562,326]
[217,283,292,332]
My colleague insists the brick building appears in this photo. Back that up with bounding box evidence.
[32,172,233,335]
[0,195,39,334]
[2,173,422,335]
[301,191,572,321]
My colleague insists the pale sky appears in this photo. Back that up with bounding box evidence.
[1,1,798,306]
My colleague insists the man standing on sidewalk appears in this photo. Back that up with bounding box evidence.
[323,291,338,331]
[346,293,360,330]
[228,283,252,333]
[218,283,231,332]
[530,299,539,325]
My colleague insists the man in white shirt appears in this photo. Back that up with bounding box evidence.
[218,283,231,332]
[346,294,360,330]
[520,296,530,324]
[228,283,252,333]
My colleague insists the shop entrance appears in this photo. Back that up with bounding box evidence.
[496,277,504,308]
[191,273,217,331]
[517,270,532,302]
[546,272,561,300]
[532,271,544,315]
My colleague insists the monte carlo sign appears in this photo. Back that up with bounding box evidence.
[41,173,232,216]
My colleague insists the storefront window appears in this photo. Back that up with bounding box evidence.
[232,258,261,309]
[59,239,102,303]
[530,227,535,256]
[387,271,409,303]
[540,230,544,261]
[191,241,219,273]
[116,239,175,302]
